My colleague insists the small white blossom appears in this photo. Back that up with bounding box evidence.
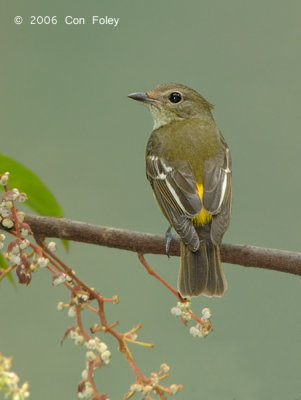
[10,254,21,265]
[3,200,13,209]
[178,300,191,310]
[170,384,180,394]
[130,384,143,392]
[2,218,14,228]
[181,311,192,321]
[37,257,48,268]
[189,326,199,337]
[81,369,88,380]
[0,172,9,185]
[47,241,57,252]
[53,274,66,286]
[86,351,96,362]
[68,306,76,317]
[171,306,182,316]
[201,307,212,320]
[78,294,89,302]
[151,373,159,385]
[86,339,97,350]
[0,208,11,218]
[69,330,77,340]
[11,244,20,254]
[30,263,38,272]
[11,188,20,200]
[18,193,27,203]
[160,363,170,373]
[101,350,111,363]
[97,342,108,353]
[19,239,30,250]
[57,301,65,311]
[74,335,85,346]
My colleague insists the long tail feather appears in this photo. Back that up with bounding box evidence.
[178,237,227,297]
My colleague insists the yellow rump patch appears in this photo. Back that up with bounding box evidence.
[192,183,212,226]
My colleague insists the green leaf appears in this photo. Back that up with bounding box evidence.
[0,154,63,217]
[0,253,14,285]
[0,154,69,250]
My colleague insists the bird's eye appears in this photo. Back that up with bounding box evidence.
[168,92,182,103]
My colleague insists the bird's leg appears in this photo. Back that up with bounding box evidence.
[165,225,173,257]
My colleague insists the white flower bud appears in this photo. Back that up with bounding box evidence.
[0,173,9,185]
[160,363,170,373]
[18,192,27,202]
[30,263,38,272]
[81,369,88,380]
[130,384,143,392]
[201,307,212,320]
[2,218,14,228]
[170,384,180,394]
[19,239,30,249]
[189,326,199,337]
[97,342,108,353]
[86,339,97,350]
[101,350,111,362]
[4,200,13,209]
[10,254,21,265]
[37,257,48,268]
[53,274,66,286]
[47,241,57,251]
[86,351,96,361]
[68,306,76,317]
[74,335,84,346]
[171,306,182,316]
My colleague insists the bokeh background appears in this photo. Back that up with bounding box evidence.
[1,1,301,399]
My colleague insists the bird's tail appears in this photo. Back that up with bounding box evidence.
[178,226,227,297]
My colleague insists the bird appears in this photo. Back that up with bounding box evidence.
[128,83,232,297]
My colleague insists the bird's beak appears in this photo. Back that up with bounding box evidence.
[128,92,155,104]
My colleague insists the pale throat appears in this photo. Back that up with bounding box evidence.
[147,104,183,130]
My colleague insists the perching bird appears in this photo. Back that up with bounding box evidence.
[128,83,232,297]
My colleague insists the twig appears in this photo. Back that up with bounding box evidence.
[14,214,301,277]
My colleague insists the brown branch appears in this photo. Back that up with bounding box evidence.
[20,214,301,277]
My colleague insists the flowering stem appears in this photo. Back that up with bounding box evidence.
[138,253,182,300]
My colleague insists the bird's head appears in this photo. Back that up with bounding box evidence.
[128,82,214,129]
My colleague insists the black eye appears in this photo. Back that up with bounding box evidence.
[168,92,182,103]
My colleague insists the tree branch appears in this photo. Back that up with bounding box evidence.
[19,214,301,277]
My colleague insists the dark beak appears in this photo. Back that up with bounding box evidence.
[128,92,154,103]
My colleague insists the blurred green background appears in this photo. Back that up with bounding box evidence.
[1,0,301,399]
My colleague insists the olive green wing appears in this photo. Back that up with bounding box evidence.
[146,154,202,251]
[202,136,232,245]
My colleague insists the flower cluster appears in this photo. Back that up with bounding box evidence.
[125,363,182,400]
[171,301,212,338]
[0,174,27,230]
[0,172,184,400]
[0,353,29,400]
[171,299,192,321]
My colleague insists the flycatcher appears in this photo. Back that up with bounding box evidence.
[128,83,232,297]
